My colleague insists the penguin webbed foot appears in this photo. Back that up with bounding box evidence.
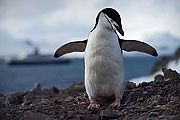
[88,99,100,110]
[109,96,121,108]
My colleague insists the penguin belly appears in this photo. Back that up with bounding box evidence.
[85,30,125,100]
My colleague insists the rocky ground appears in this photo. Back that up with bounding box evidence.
[0,68,180,120]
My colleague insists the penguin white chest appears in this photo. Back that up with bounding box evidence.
[85,29,125,99]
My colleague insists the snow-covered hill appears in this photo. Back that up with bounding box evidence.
[130,54,180,84]
[145,33,180,56]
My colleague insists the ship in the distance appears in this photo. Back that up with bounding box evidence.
[7,48,71,65]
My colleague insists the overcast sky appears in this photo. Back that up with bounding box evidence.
[0,0,180,57]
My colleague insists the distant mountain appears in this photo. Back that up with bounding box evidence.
[1,31,180,58]
[151,47,180,74]
[145,33,180,56]
[0,38,33,58]
[0,30,54,58]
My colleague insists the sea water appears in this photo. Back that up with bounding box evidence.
[0,56,160,94]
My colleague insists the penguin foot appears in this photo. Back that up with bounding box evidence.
[88,100,100,109]
[109,97,121,108]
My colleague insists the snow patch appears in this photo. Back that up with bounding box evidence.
[130,58,180,84]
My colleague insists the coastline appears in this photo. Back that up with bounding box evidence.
[0,68,180,120]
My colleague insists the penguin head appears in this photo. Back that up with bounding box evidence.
[92,8,124,36]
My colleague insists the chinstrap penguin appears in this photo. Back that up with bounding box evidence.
[54,8,158,109]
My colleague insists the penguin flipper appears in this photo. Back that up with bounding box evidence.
[54,40,87,58]
[120,39,158,56]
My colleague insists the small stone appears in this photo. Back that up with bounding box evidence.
[0,93,4,97]
[6,92,27,105]
[19,111,53,120]
[137,97,144,102]
[139,82,149,87]
[147,118,154,120]
[23,92,35,103]
[162,68,180,80]
[154,74,164,81]
[64,96,73,102]
[66,111,75,119]
[50,87,59,94]
[143,91,148,94]
[0,96,6,108]
[31,83,41,94]
[148,112,159,117]
[126,82,136,89]
[90,109,98,114]
[79,114,98,120]
[100,109,120,119]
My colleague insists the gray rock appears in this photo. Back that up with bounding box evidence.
[19,111,53,120]
[0,93,4,97]
[6,92,27,105]
[139,82,150,87]
[79,114,99,120]
[0,96,6,108]
[50,87,59,94]
[31,83,41,94]
[100,109,120,119]
[126,82,136,89]
[154,74,164,81]
[148,112,159,117]
[65,111,75,119]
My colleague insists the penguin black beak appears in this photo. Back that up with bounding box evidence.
[114,24,124,36]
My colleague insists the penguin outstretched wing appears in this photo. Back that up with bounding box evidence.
[119,39,158,56]
[54,40,87,58]
[54,38,158,58]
